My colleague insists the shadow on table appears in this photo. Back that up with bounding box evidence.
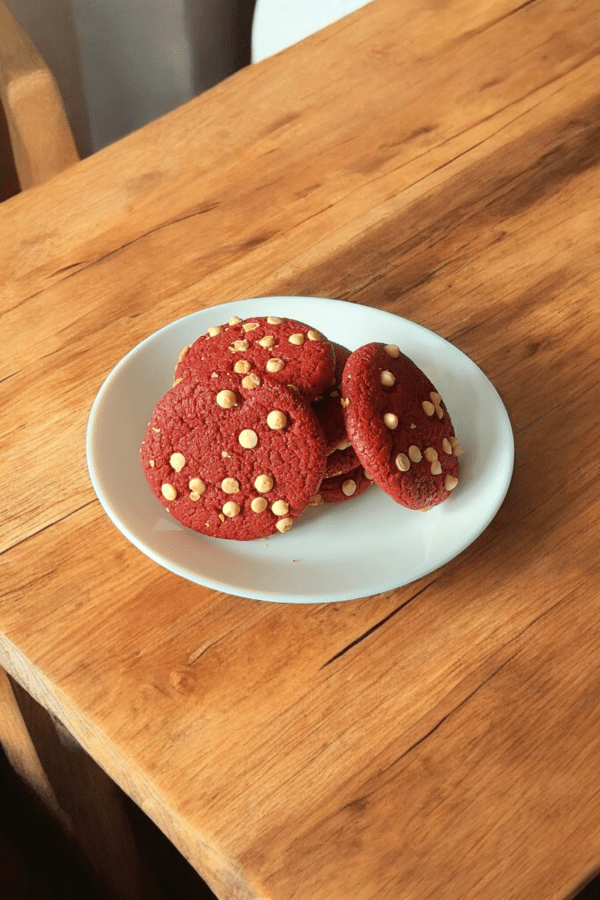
[0,739,217,900]
[573,874,600,900]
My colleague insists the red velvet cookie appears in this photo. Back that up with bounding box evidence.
[312,465,373,505]
[141,373,327,540]
[341,342,462,510]
[312,389,347,453]
[329,341,352,387]
[324,441,360,478]
[312,340,352,452]
[174,315,335,403]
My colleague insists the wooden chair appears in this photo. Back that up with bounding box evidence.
[0,0,78,195]
[0,0,80,822]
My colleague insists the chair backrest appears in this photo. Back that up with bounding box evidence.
[0,0,79,191]
[0,98,19,201]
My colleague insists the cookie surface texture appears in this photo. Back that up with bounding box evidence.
[141,373,327,540]
[316,465,373,504]
[341,343,460,509]
[174,316,335,403]
[324,443,360,478]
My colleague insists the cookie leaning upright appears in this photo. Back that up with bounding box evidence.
[341,343,463,510]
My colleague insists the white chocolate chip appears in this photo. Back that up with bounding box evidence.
[364,470,373,481]
[395,453,410,472]
[453,443,464,456]
[384,413,398,430]
[336,437,351,451]
[221,451,230,458]
[234,360,251,374]
[342,479,357,496]
[161,483,177,501]
[266,410,287,430]
[287,383,299,392]
[221,477,240,494]
[384,344,400,358]
[242,373,261,389]
[255,474,274,493]
[169,452,186,472]
[340,397,350,408]
[149,460,155,467]
[223,501,241,517]
[445,474,458,491]
[431,460,442,475]
[188,477,206,495]
[288,333,304,345]
[408,445,422,463]
[424,447,438,462]
[442,438,453,455]
[422,401,435,416]
[267,316,284,325]
[152,427,160,433]
[216,389,237,409]
[428,391,444,420]
[256,335,275,348]
[189,492,200,501]
[251,497,268,513]
[229,316,242,325]
[276,517,294,532]
[239,429,258,449]
[207,325,222,337]
[266,358,285,372]
[307,329,324,341]
[308,494,323,506]
[172,377,183,387]
[272,499,289,516]
[229,339,249,352]
[242,322,260,332]
[380,370,395,387]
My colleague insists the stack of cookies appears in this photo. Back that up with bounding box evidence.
[141,315,463,541]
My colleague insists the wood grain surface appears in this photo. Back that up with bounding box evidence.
[1,0,600,898]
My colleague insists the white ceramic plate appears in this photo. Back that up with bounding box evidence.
[86,297,514,603]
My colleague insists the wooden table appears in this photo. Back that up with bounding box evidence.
[2,0,600,897]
